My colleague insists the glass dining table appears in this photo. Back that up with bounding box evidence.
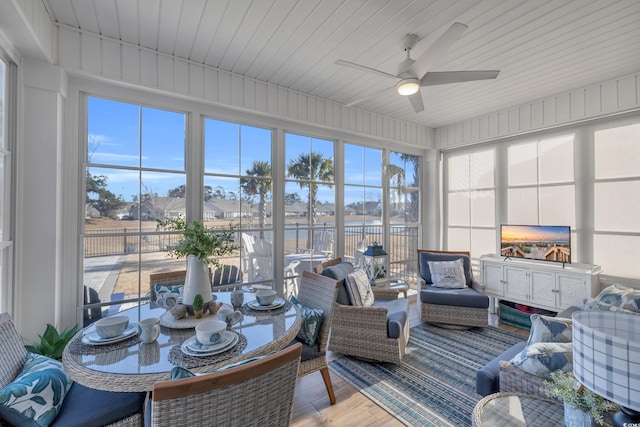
[62,291,301,392]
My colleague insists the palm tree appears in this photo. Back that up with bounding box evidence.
[240,161,272,239]
[287,152,334,225]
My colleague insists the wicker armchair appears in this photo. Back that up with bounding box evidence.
[0,313,144,427]
[316,259,410,364]
[148,343,302,427]
[294,271,340,404]
[417,250,489,329]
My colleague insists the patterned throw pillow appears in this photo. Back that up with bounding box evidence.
[0,353,73,427]
[583,298,639,315]
[510,342,573,378]
[290,296,325,346]
[345,270,374,306]
[526,314,572,346]
[427,258,466,289]
[590,283,640,312]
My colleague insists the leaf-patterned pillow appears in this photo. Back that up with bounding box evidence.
[526,314,572,345]
[510,342,573,378]
[290,296,325,346]
[0,353,73,427]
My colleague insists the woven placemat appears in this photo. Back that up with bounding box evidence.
[168,333,248,369]
[67,333,141,356]
[240,300,292,316]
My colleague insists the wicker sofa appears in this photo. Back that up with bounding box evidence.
[475,306,580,397]
[316,259,410,364]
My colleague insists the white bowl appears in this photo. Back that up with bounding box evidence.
[256,289,277,306]
[195,319,227,345]
[95,315,129,339]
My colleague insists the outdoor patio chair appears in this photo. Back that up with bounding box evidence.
[210,264,243,291]
[0,313,145,427]
[291,271,340,404]
[316,258,410,364]
[147,343,302,427]
[417,250,489,329]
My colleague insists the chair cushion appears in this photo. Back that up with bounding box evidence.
[420,285,489,308]
[475,341,527,396]
[373,299,409,339]
[320,262,354,305]
[419,252,473,287]
[427,258,467,288]
[0,353,72,427]
[289,296,325,346]
[51,383,145,427]
[287,338,324,362]
[345,270,374,306]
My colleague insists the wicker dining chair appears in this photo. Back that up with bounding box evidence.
[148,343,302,427]
[293,271,340,405]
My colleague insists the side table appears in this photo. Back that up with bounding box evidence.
[372,280,409,299]
[472,392,564,427]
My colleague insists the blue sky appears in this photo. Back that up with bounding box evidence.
[87,96,413,205]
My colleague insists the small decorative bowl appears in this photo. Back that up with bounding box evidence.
[95,315,129,339]
[256,289,277,306]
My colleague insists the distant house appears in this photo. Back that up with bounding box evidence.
[317,203,335,217]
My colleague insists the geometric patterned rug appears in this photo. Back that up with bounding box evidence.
[329,323,525,426]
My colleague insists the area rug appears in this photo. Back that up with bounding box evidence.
[329,323,525,426]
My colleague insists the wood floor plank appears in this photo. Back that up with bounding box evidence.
[291,298,528,426]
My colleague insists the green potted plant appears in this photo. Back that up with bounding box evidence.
[192,294,204,319]
[157,217,238,308]
[541,370,617,426]
[25,323,79,360]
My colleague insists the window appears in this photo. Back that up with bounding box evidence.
[445,149,496,258]
[593,122,640,279]
[284,132,335,262]
[386,151,420,284]
[507,135,576,258]
[84,97,187,320]
[343,143,382,267]
[204,119,273,284]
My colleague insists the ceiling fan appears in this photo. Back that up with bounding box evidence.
[336,22,500,113]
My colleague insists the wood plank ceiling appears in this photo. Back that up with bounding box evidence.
[44,0,640,129]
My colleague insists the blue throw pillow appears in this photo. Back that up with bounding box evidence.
[0,353,73,427]
[510,342,573,378]
[290,296,325,346]
[169,366,195,380]
[526,314,572,346]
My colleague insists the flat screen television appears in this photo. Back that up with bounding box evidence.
[500,225,571,264]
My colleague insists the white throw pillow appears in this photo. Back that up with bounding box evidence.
[345,270,375,307]
[427,258,466,289]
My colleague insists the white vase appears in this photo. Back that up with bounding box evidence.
[182,255,212,307]
[564,403,594,427]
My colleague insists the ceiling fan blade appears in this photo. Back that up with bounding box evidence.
[409,22,468,79]
[421,70,500,86]
[345,85,395,107]
[335,59,398,80]
[407,91,424,113]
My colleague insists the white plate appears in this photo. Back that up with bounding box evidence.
[82,324,138,346]
[181,331,239,357]
[247,298,286,311]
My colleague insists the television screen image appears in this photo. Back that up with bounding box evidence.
[500,225,571,264]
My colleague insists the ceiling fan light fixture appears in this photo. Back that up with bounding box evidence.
[396,78,420,96]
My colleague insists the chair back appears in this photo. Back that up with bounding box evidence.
[296,271,339,351]
[312,230,334,256]
[417,250,473,286]
[0,313,29,389]
[313,257,343,274]
[211,265,243,290]
[150,343,302,427]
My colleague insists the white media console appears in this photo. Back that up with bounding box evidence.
[479,254,601,314]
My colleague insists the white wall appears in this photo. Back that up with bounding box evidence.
[435,73,640,148]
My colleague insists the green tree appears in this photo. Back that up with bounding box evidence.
[241,161,272,239]
[86,172,125,218]
[284,192,302,205]
[167,184,186,198]
[287,152,334,225]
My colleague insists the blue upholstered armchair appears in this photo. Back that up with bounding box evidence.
[417,250,489,329]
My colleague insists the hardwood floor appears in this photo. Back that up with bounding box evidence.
[290,297,528,426]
